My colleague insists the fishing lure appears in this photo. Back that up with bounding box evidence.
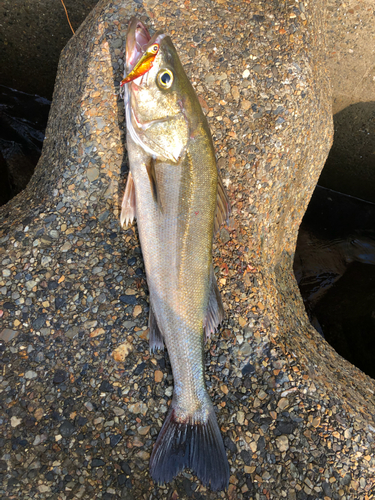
[120,43,159,86]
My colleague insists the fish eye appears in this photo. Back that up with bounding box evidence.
[157,69,174,89]
[151,44,158,53]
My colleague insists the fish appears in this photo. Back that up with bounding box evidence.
[120,18,231,490]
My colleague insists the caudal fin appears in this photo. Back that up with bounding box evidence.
[149,407,229,491]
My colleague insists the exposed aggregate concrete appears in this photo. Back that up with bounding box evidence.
[1,1,375,499]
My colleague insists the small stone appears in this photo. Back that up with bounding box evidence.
[34,408,44,421]
[92,458,105,468]
[154,370,163,383]
[138,425,150,436]
[128,402,148,415]
[312,417,321,427]
[242,69,250,78]
[221,384,229,394]
[110,434,122,447]
[220,228,230,243]
[11,416,22,428]
[249,441,257,453]
[85,402,94,411]
[112,38,123,48]
[238,316,246,327]
[133,305,142,317]
[241,100,252,111]
[41,256,52,266]
[65,326,79,339]
[87,167,99,181]
[25,370,38,379]
[38,485,50,493]
[136,451,150,460]
[237,411,245,425]
[239,343,251,356]
[258,389,267,400]
[2,269,11,277]
[60,420,75,438]
[61,242,71,252]
[244,465,256,474]
[277,398,289,410]
[25,280,37,291]
[90,327,105,338]
[276,435,289,452]
[0,329,18,342]
[344,428,352,439]
[112,342,133,362]
[231,86,240,100]
[53,369,67,384]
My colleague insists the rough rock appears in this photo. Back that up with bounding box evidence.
[0,1,375,499]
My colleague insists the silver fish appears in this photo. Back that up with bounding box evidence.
[121,18,230,490]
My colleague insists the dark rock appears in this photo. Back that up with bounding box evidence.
[59,420,75,438]
[32,314,46,330]
[110,434,122,447]
[134,362,145,376]
[224,435,237,453]
[275,420,297,435]
[91,458,105,468]
[99,380,113,392]
[322,481,332,496]
[120,461,131,475]
[242,363,255,375]
[119,295,137,305]
[76,416,88,426]
[240,450,251,465]
[53,369,67,384]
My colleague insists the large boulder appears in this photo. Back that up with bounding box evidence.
[1,1,374,499]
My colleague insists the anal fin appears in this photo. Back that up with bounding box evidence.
[149,306,164,352]
[214,171,230,234]
[120,171,136,228]
[204,264,225,339]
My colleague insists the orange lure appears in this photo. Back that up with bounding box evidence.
[120,43,159,86]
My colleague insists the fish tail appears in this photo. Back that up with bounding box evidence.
[149,406,229,491]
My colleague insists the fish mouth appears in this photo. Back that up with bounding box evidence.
[125,18,164,73]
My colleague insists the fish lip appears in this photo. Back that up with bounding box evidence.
[126,17,165,72]
[126,18,151,71]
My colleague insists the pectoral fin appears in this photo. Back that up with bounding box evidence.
[120,172,136,228]
[204,264,225,339]
[214,172,231,233]
[146,157,158,203]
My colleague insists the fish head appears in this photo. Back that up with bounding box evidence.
[125,18,197,164]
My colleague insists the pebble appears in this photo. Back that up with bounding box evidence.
[0,329,18,342]
[112,341,133,362]
[10,416,22,428]
[276,435,289,452]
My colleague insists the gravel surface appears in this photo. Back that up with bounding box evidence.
[1,1,375,499]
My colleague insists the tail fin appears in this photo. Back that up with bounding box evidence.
[149,407,229,491]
